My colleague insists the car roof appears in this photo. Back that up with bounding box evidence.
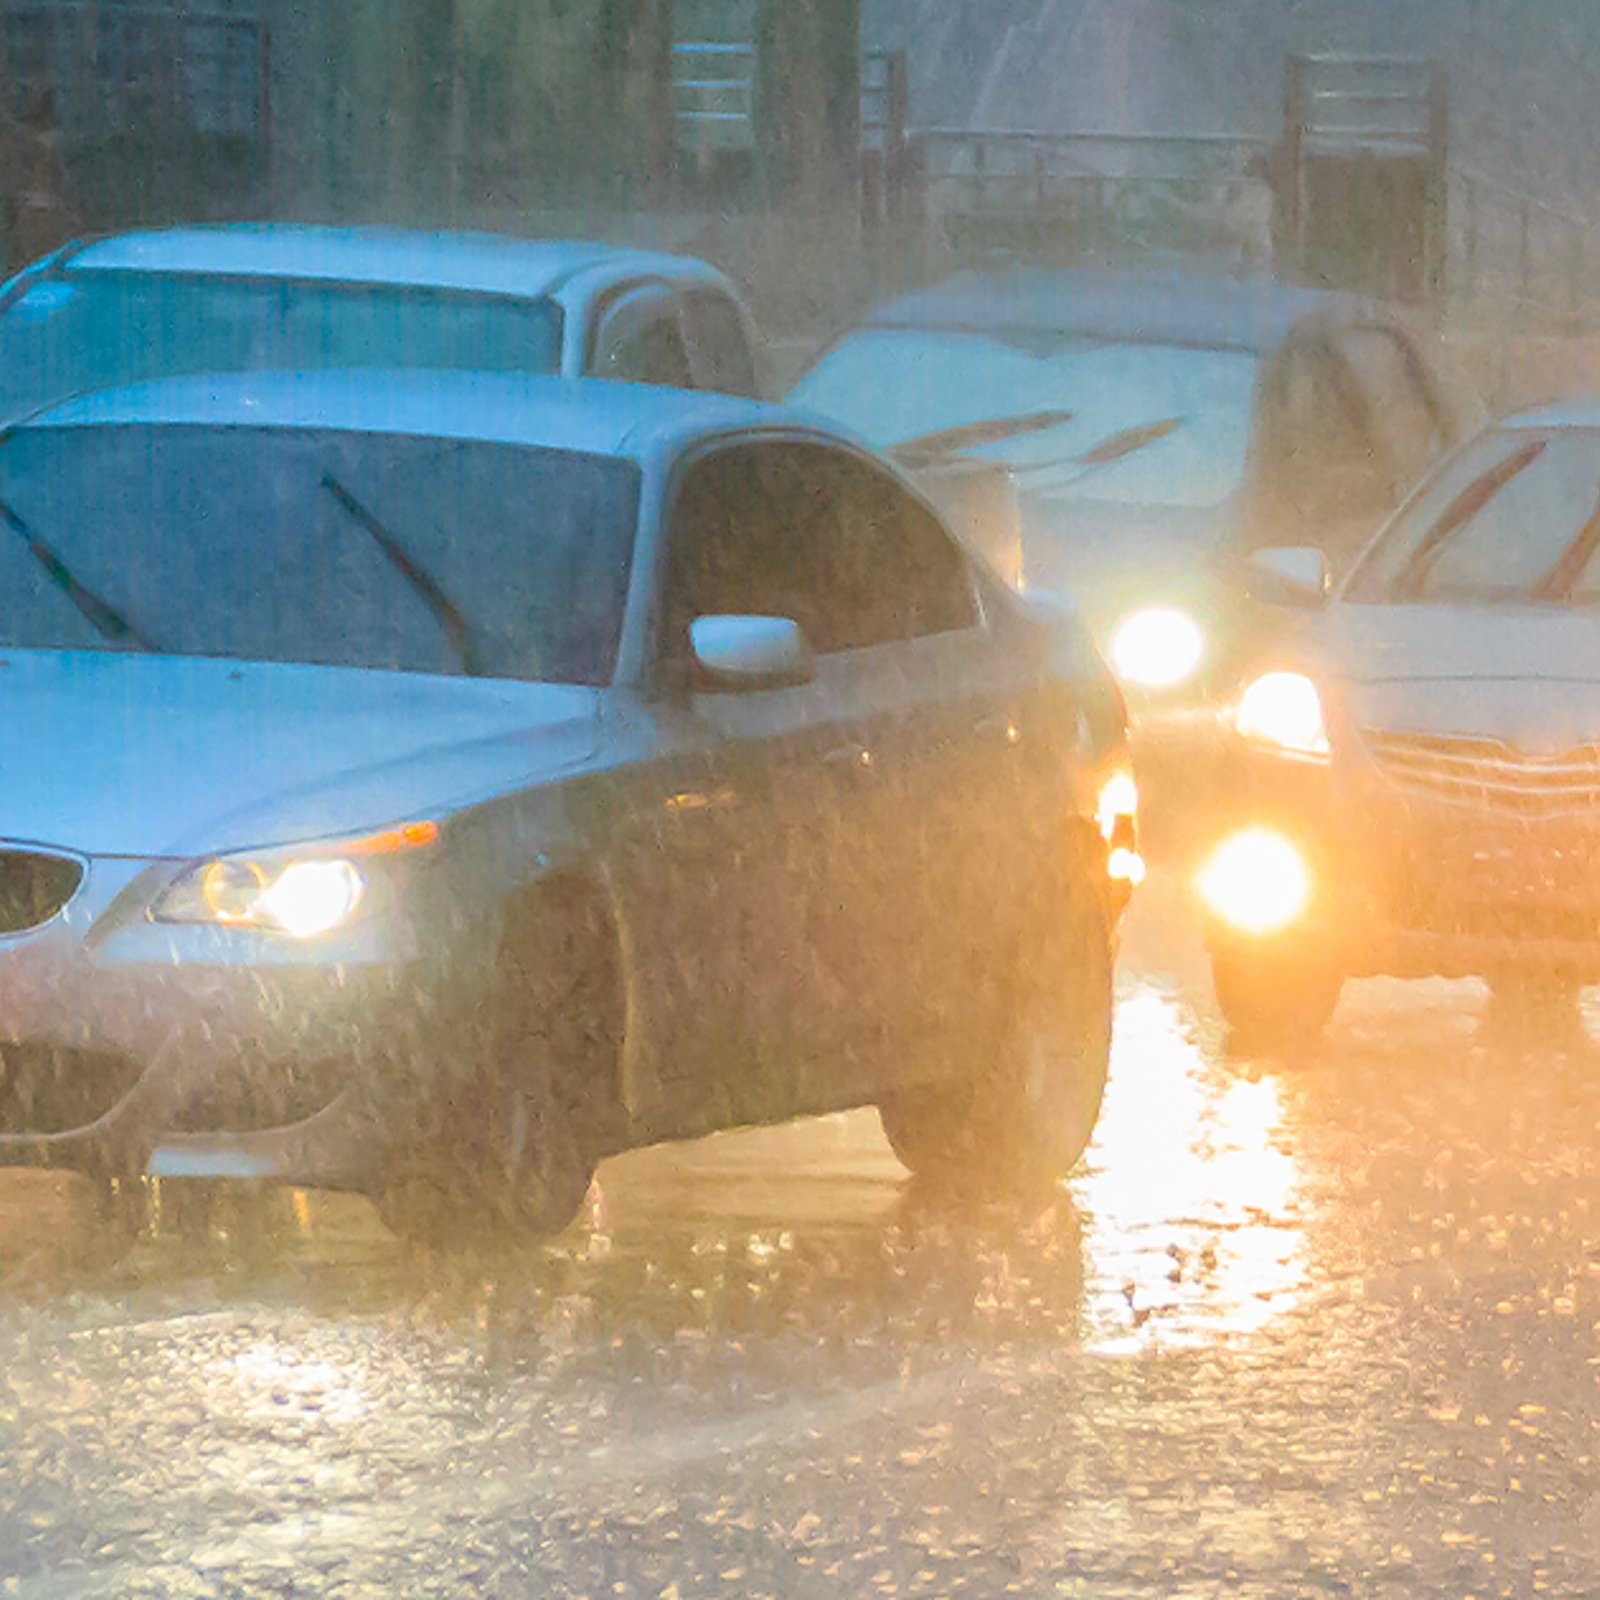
[862,264,1377,354]
[14,369,789,458]
[54,224,725,300]
[1501,397,1600,431]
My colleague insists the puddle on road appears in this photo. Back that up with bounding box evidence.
[1075,977,1308,1351]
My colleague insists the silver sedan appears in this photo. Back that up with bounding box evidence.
[0,370,1136,1241]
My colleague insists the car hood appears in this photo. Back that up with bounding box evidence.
[0,650,603,858]
[1325,604,1600,744]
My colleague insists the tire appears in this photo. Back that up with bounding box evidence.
[1211,942,1342,1054]
[376,899,617,1249]
[878,852,1113,1196]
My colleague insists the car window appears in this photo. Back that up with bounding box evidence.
[1348,426,1600,603]
[683,291,758,395]
[792,329,1259,510]
[1337,325,1446,491]
[0,271,564,419]
[0,424,639,684]
[664,441,976,660]
[590,288,694,387]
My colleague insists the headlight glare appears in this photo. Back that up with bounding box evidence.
[1235,671,1330,758]
[161,850,367,938]
[1197,828,1310,935]
[1110,607,1204,688]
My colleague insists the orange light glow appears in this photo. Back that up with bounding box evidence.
[1108,846,1147,886]
[1196,828,1310,935]
[345,820,440,856]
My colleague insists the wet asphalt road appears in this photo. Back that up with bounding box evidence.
[6,876,1600,1597]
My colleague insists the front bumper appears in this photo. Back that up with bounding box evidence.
[0,856,473,1187]
[1198,739,1600,981]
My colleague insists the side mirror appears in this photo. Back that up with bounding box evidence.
[689,615,814,692]
[1246,546,1329,609]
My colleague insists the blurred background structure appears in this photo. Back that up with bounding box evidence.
[2,0,1598,396]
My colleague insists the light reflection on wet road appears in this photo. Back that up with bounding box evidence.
[7,878,1600,1595]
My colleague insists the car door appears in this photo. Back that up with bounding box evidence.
[587,285,694,387]
[619,437,888,1124]
[792,446,1043,1098]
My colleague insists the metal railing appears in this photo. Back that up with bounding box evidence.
[911,127,1269,264]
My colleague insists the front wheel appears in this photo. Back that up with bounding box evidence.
[879,856,1113,1196]
[376,914,615,1249]
[1210,942,1342,1054]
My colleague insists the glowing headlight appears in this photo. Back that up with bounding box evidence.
[158,850,366,939]
[1110,608,1204,688]
[1235,671,1330,759]
[1196,828,1310,935]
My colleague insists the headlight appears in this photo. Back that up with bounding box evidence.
[154,820,437,939]
[1109,607,1204,688]
[1197,828,1310,935]
[158,851,366,938]
[1234,671,1330,759]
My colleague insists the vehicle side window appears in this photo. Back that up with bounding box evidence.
[824,452,979,646]
[663,443,976,665]
[1336,325,1447,493]
[591,289,693,388]
[683,291,758,397]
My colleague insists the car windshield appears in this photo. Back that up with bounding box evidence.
[0,271,563,420]
[1348,426,1600,603]
[789,328,1259,509]
[0,424,638,684]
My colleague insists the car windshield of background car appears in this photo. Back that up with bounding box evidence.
[0,272,564,421]
[789,329,1258,509]
[1350,427,1600,603]
[0,423,637,684]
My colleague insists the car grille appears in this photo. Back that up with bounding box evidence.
[0,849,84,934]
[1361,730,1600,820]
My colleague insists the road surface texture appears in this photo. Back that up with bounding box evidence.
[4,874,1600,1597]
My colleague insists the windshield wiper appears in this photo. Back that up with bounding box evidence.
[1392,438,1548,600]
[321,476,483,676]
[1528,484,1600,601]
[890,409,1075,470]
[0,498,156,649]
[1012,416,1185,492]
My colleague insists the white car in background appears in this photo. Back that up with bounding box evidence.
[0,224,762,422]
[0,368,1135,1243]
[1198,401,1600,1045]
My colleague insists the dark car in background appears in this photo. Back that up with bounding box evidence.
[790,265,1474,711]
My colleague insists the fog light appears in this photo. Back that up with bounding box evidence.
[1196,829,1309,935]
[1110,607,1203,688]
